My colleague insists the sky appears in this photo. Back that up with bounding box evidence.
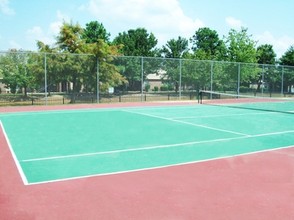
[1,0,294,59]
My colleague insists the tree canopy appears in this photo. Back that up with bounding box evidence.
[113,28,158,57]
[161,36,189,58]
[39,21,126,93]
[190,27,225,60]
[56,22,85,53]
[82,21,111,44]
[257,44,276,65]
[280,46,294,66]
[225,28,257,63]
[2,19,294,98]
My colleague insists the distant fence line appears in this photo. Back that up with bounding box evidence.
[0,51,293,106]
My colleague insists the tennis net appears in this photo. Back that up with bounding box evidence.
[198,90,294,114]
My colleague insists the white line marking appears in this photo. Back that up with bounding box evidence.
[171,111,275,119]
[21,136,248,162]
[27,143,294,185]
[0,121,29,185]
[0,104,200,118]
[122,109,250,136]
[0,108,119,117]
[21,129,294,163]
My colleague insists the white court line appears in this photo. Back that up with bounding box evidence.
[21,136,250,162]
[0,104,201,118]
[171,111,274,119]
[27,143,294,185]
[0,107,120,117]
[122,109,250,136]
[0,121,29,185]
[21,129,294,163]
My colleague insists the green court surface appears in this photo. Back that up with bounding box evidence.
[1,102,294,185]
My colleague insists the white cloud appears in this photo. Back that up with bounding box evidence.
[27,26,43,36]
[81,0,204,46]
[49,11,70,35]
[0,0,14,15]
[255,31,294,58]
[225,16,243,29]
[26,26,53,46]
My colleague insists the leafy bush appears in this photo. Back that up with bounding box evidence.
[160,85,168,91]
[160,84,174,91]
[145,84,150,92]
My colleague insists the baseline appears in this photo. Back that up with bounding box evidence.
[25,142,294,185]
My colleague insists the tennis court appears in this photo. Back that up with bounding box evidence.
[1,97,294,185]
[1,99,294,219]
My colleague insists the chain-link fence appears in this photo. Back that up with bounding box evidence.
[0,51,294,106]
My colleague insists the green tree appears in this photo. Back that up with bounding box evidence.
[82,21,110,44]
[0,50,35,96]
[161,36,189,58]
[181,59,212,91]
[190,27,226,60]
[113,28,158,56]
[35,41,64,94]
[85,39,127,92]
[159,37,189,92]
[32,21,126,99]
[55,22,86,94]
[112,28,158,90]
[184,49,211,60]
[224,28,259,91]
[256,44,278,93]
[53,21,126,93]
[280,45,294,66]
[225,28,257,63]
[256,44,276,64]
[56,21,85,53]
[280,46,294,92]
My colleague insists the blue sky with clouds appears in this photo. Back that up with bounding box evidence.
[1,0,294,58]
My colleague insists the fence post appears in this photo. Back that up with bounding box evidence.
[141,57,144,102]
[237,63,240,95]
[96,58,100,103]
[262,64,265,95]
[179,59,182,100]
[44,53,48,105]
[210,61,213,99]
[281,66,284,95]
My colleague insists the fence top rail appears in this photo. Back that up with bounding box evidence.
[0,50,294,69]
[0,51,94,57]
